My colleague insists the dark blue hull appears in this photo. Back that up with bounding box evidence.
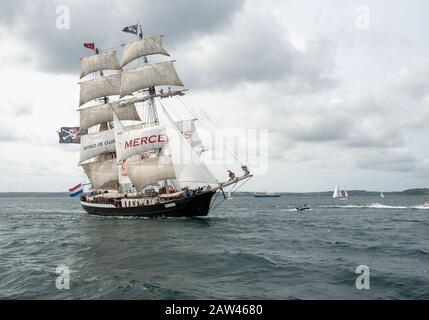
[81,191,215,217]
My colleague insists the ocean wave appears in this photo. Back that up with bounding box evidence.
[320,203,420,209]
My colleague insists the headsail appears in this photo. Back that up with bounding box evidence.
[121,36,169,67]
[158,103,218,184]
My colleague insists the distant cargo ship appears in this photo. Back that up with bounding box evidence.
[254,192,281,198]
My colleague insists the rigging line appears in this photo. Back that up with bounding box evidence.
[186,94,241,163]
[209,189,221,209]
[178,95,241,163]
[174,96,241,182]
[177,97,241,163]
[156,98,220,185]
[209,177,252,213]
[174,97,222,152]
[230,175,252,194]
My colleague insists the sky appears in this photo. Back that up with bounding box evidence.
[1,0,429,192]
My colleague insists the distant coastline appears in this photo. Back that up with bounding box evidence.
[1,188,429,197]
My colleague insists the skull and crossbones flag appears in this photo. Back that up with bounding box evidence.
[122,24,138,34]
[58,127,81,144]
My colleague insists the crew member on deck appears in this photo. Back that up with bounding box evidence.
[241,164,250,176]
[227,170,236,181]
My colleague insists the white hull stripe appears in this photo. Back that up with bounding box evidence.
[80,201,116,208]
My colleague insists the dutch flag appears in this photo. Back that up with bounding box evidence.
[69,183,83,197]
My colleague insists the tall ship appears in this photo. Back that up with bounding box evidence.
[332,182,349,200]
[68,25,252,217]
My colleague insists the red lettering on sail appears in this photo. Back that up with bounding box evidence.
[158,134,167,143]
[133,138,140,147]
[148,135,157,144]
[140,136,148,144]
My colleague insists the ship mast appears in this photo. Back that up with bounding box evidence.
[138,24,159,126]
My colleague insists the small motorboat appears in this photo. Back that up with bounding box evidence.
[296,205,312,211]
[421,201,429,208]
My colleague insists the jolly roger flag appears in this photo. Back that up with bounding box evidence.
[122,24,138,34]
[58,127,81,144]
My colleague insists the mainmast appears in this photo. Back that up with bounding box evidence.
[138,24,159,126]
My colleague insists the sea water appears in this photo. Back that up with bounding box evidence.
[0,193,428,299]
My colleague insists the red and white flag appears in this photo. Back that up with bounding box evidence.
[83,42,95,50]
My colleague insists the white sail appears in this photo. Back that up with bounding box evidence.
[159,104,218,184]
[80,51,121,79]
[380,192,385,198]
[82,156,119,190]
[115,120,202,161]
[126,156,176,191]
[120,36,169,67]
[115,124,166,161]
[120,61,183,98]
[79,101,140,130]
[79,129,115,163]
[175,119,203,150]
[333,183,341,198]
[79,73,121,106]
[344,187,349,198]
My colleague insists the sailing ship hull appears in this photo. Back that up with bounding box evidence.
[81,191,215,217]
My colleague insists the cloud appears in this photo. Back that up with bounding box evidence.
[352,148,418,173]
[177,5,337,92]
[0,123,22,142]
[0,0,429,191]
[0,0,245,73]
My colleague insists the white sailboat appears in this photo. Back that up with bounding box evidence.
[333,182,349,200]
[380,192,385,198]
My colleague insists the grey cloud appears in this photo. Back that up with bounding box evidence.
[0,0,244,73]
[178,9,337,92]
[353,149,417,173]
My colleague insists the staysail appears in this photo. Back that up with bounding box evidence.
[158,104,218,184]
